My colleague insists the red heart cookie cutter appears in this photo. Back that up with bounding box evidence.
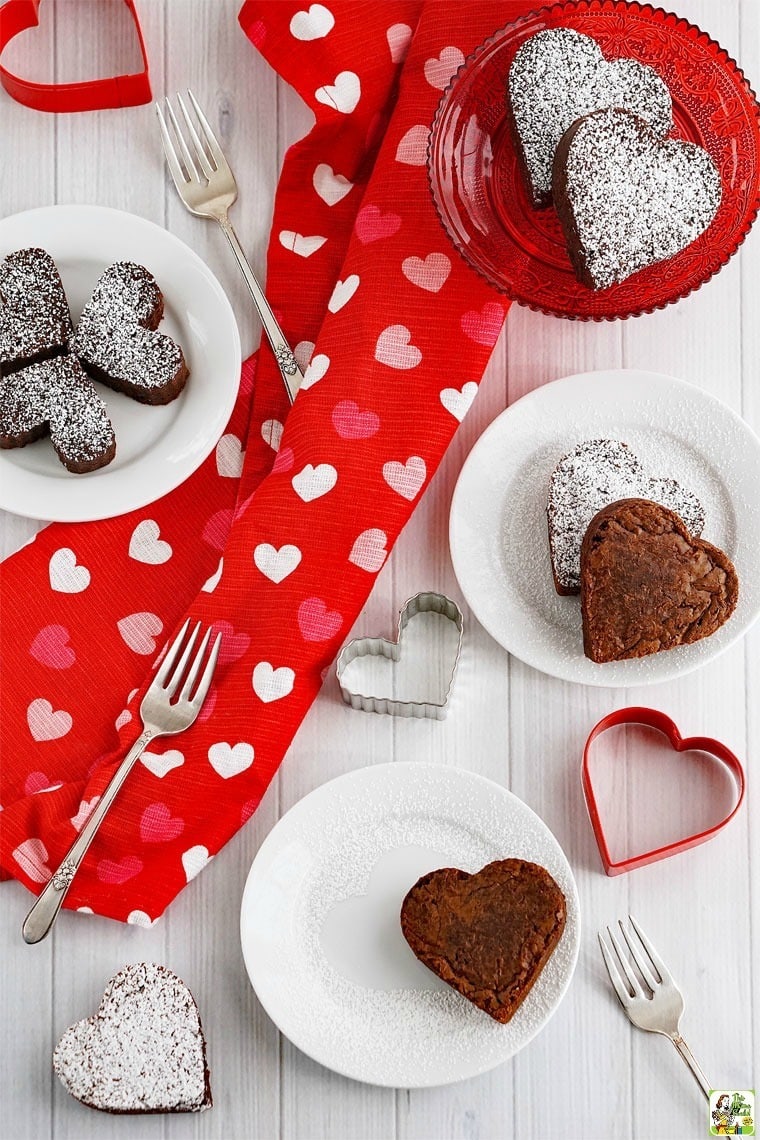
[0,0,151,112]
[582,707,745,876]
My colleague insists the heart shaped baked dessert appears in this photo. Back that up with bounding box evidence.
[507,27,672,208]
[53,962,212,1114]
[580,498,738,663]
[71,262,188,404]
[1,355,116,472]
[553,108,722,289]
[0,248,72,373]
[548,440,705,595]
[400,859,566,1022]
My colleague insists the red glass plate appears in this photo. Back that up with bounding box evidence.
[428,1,760,320]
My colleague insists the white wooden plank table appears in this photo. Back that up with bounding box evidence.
[1,2,757,1138]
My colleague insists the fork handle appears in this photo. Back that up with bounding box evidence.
[669,1033,711,1100]
[217,215,304,404]
[21,728,157,944]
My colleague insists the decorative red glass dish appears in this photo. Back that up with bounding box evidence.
[428,1,760,320]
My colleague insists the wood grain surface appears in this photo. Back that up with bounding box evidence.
[1,2,757,1138]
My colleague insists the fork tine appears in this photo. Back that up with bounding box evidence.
[606,926,644,997]
[619,918,658,991]
[629,914,672,984]
[155,102,188,189]
[598,931,633,1008]
[153,619,191,687]
[164,97,201,182]
[164,621,201,698]
[176,93,215,179]
[191,631,222,709]
[186,89,228,171]
[177,626,212,702]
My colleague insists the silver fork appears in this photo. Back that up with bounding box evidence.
[22,620,222,944]
[156,90,304,404]
[599,915,711,1100]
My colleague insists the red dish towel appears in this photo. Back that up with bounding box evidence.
[0,0,530,923]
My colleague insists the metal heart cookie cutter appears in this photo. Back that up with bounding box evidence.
[336,592,464,720]
[582,707,746,876]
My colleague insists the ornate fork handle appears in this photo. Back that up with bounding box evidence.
[22,729,157,945]
[670,1033,711,1100]
[217,214,304,404]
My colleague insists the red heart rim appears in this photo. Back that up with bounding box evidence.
[582,707,745,876]
[0,0,151,112]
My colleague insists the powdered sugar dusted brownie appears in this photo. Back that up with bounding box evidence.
[0,248,73,374]
[0,355,116,473]
[53,963,212,1114]
[548,440,705,595]
[508,27,672,208]
[553,108,722,289]
[71,262,189,405]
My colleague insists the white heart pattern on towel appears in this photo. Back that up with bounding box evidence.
[292,463,338,502]
[27,698,72,742]
[328,274,360,313]
[375,325,421,370]
[128,520,172,565]
[424,46,465,90]
[117,612,163,655]
[252,662,295,703]
[201,558,223,593]
[182,845,211,882]
[440,381,478,422]
[260,419,284,451]
[278,230,327,258]
[313,163,353,205]
[348,528,388,572]
[49,548,90,593]
[401,253,450,292]
[141,749,185,779]
[70,797,100,832]
[382,457,426,500]
[215,434,245,478]
[254,543,302,583]
[12,838,51,882]
[207,742,255,779]
[301,353,330,389]
[386,22,412,64]
[290,3,334,40]
[395,125,429,165]
[315,71,361,115]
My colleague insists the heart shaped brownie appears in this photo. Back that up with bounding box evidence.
[71,262,188,404]
[400,859,566,1022]
[507,27,672,208]
[53,963,212,1114]
[0,248,72,374]
[548,440,705,595]
[553,108,722,289]
[0,355,116,472]
[580,498,738,663]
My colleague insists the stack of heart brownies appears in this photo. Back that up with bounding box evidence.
[507,27,722,289]
[546,440,738,663]
[0,248,188,473]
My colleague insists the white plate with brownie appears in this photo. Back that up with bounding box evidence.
[0,205,241,521]
[449,370,760,686]
[240,762,580,1087]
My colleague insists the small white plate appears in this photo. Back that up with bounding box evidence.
[240,762,579,1088]
[449,370,760,686]
[0,205,241,521]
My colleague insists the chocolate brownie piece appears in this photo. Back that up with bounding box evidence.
[400,859,566,1023]
[0,355,116,473]
[580,497,738,663]
[0,248,73,375]
[53,963,212,1114]
[507,27,671,208]
[547,440,705,595]
[553,108,722,289]
[71,262,189,405]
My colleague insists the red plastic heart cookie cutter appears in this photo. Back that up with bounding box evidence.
[0,0,151,112]
[582,707,745,876]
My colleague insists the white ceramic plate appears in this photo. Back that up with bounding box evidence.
[449,370,760,687]
[0,205,241,521]
[240,762,579,1088]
